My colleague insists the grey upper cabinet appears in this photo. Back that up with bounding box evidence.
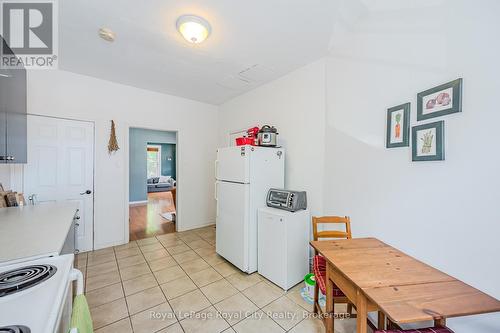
[0,37,27,164]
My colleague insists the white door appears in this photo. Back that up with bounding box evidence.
[215,180,249,272]
[216,146,250,183]
[24,115,94,252]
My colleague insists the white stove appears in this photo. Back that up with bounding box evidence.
[0,254,82,333]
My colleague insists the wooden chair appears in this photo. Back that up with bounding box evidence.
[311,216,355,321]
[312,216,352,243]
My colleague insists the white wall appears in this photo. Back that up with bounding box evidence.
[324,0,500,331]
[218,59,326,217]
[27,70,218,249]
[0,165,24,192]
[0,165,10,189]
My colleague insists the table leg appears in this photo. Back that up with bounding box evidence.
[377,312,386,330]
[356,290,368,333]
[325,264,334,333]
[434,318,446,327]
[313,282,319,314]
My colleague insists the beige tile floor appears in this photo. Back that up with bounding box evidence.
[75,226,365,333]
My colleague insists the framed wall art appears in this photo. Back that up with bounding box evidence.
[386,102,410,148]
[417,78,462,121]
[412,121,445,161]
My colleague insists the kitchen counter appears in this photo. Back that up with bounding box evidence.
[0,202,78,265]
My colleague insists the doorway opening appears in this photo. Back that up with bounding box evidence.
[129,128,177,241]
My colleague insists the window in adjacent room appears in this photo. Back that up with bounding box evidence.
[147,145,162,178]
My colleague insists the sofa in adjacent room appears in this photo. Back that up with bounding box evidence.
[147,176,176,193]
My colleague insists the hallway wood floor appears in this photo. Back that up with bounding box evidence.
[129,191,176,241]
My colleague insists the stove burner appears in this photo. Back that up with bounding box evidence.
[0,326,31,333]
[0,265,56,297]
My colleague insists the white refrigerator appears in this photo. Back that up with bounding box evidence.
[215,146,285,273]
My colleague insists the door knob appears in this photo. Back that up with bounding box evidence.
[28,194,37,205]
[80,190,92,195]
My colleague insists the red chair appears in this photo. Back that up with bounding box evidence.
[313,255,346,296]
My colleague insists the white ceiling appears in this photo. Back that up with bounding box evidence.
[58,0,342,105]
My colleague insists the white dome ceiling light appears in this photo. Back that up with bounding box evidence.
[176,15,211,44]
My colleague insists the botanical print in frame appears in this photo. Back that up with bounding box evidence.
[412,121,445,161]
[386,103,410,148]
[417,78,462,121]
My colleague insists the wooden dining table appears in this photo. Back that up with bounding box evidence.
[310,238,500,333]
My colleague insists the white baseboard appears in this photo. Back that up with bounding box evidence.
[129,200,147,206]
[177,221,215,232]
[94,239,128,251]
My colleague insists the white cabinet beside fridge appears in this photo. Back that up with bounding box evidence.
[257,207,310,290]
[215,146,285,273]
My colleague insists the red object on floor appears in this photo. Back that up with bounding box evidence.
[313,255,345,297]
[375,327,454,333]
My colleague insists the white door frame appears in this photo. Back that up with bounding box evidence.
[125,126,179,242]
[25,114,96,250]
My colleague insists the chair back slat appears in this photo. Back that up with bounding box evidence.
[314,216,349,224]
[317,230,349,239]
[312,216,352,241]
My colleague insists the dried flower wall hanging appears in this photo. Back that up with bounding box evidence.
[108,120,120,154]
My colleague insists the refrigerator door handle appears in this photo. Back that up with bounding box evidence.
[214,181,218,217]
[214,159,218,179]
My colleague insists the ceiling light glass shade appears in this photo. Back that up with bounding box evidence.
[176,15,211,44]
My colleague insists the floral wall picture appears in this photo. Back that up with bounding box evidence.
[386,103,410,148]
[417,78,462,121]
[412,121,445,161]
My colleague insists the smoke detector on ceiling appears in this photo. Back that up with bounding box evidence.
[98,28,115,42]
